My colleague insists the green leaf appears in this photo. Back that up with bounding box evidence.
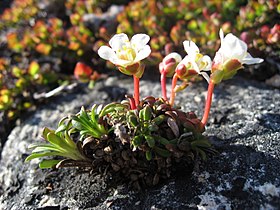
[143,106,152,121]
[128,115,139,127]
[28,61,40,77]
[71,116,83,130]
[145,135,155,148]
[145,150,152,161]
[80,106,90,121]
[148,124,158,132]
[196,148,207,161]
[88,80,95,89]
[28,143,42,150]
[132,135,142,147]
[25,151,61,162]
[63,131,77,149]
[191,140,211,148]
[12,66,22,77]
[154,146,171,157]
[42,127,54,140]
[56,124,67,133]
[156,136,170,145]
[31,145,63,153]
[58,116,69,127]
[139,109,145,121]
[169,139,178,144]
[80,129,99,137]
[47,132,66,147]
[99,103,127,117]
[39,159,61,169]
[90,105,98,123]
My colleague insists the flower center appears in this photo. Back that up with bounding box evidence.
[196,53,208,70]
[117,45,136,61]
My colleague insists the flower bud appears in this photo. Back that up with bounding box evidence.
[164,57,177,77]
[175,63,186,78]
[176,63,198,80]
[159,52,182,77]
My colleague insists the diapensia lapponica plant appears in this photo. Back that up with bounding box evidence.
[26,30,263,189]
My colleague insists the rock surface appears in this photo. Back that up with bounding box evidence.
[0,76,279,210]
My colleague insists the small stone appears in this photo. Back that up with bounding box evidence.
[104,146,112,154]
[194,95,202,103]
[24,195,34,204]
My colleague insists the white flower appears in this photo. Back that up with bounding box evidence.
[176,41,212,82]
[211,29,264,84]
[213,29,263,69]
[98,33,151,77]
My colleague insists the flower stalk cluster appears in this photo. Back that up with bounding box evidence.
[98,29,263,125]
[26,29,264,188]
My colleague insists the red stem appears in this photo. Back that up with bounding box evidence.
[169,73,178,106]
[201,80,215,126]
[161,72,167,100]
[133,75,140,107]
[127,97,136,110]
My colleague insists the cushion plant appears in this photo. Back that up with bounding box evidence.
[26,30,263,189]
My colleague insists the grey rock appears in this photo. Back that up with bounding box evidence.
[0,76,279,210]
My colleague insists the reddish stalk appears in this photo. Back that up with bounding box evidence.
[133,75,140,107]
[169,73,178,106]
[161,72,167,100]
[201,80,215,126]
[127,97,136,110]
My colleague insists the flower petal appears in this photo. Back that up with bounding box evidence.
[219,28,224,45]
[98,46,117,61]
[179,55,193,70]
[113,58,133,67]
[109,33,129,51]
[190,60,200,73]
[242,53,264,65]
[221,33,248,61]
[200,72,210,83]
[201,55,212,71]
[183,40,200,55]
[131,34,150,51]
[164,52,182,63]
[134,45,151,62]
